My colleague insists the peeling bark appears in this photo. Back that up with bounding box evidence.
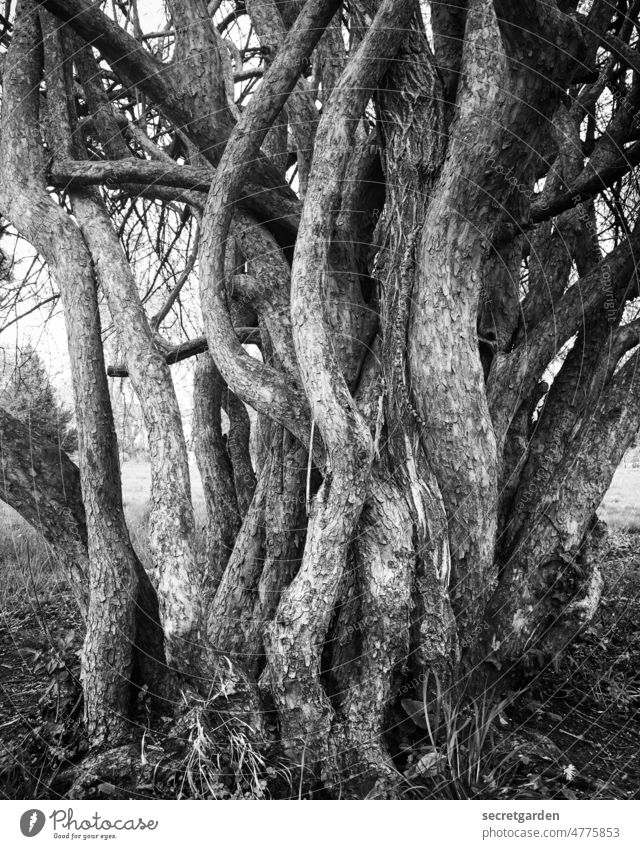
[265,0,414,771]
[193,354,240,590]
[329,474,414,796]
[0,1,150,745]
[490,352,640,660]
[40,15,203,681]
[4,0,640,797]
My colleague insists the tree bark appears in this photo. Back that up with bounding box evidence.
[41,12,203,686]
[265,0,414,773]
[192,354,240,589]
[0,406,88,607]
[4,0,640,798]
[0,1,165,744]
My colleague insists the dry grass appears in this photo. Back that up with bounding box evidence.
[0,503,57,609]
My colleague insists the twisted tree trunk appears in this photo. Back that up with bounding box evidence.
[2,0,640,798]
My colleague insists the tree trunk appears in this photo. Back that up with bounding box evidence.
[4,0,640,798]
[192,354,240,589]
[0,1,163,744]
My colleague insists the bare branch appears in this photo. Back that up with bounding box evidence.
[197,0,344,453]
[150,225,200,331]
[610,316,640,373]
[42,0,302,249]
[49,157,301,237]
[489,225,640,446]
[530,140,640,224]
[107,327,261,377]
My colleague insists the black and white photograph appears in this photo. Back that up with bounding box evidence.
[0,0,639,841]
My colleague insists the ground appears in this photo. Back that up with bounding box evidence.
[0,459,638,799]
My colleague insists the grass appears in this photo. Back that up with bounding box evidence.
[401,672,523,799]
[0,506,57,610]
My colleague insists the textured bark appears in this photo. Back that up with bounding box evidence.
[0,407,88,605]
[224,389,257,518]
[409,4,502,648]
[107,327,261,377]
[41,0,302,248]
[74,193,204,679]
[206,424,306,679]
[431,0,468,110]
[488,225,640,448]
[408,1,583,662]
[4,0,640,798]
[519,106,592,342]
[193,355,240,589]
[372,4,456,683]
[233,216,300,381]
[0,408,169,710]
[264,0,414,770]
[252,431,307,674]
[520,220,573,337]
[207,464,267,661]
[166,0,233,148]
[314,15,346,98]
[41,14,203,681]
[246,0,319,189]
[490,352,640,659]
[49,159,300,237]
[0,1,150,745]
[529,139,640,224]
[197,0,344,456]
[73,42,130,160]
[329,473,414,796]
[498,106,592,524]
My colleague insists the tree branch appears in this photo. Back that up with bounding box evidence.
[49,158,301,237]
[610,317,640,376]
[197,0,343,456]
[530,140,640,224]
[41,0,302,248]
[106,327,261,377]
[431,0,468,108]
[489,224,640,446]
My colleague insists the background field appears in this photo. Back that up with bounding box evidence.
[597,465,640,531]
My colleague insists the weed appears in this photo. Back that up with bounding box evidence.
[401,671,525,799]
